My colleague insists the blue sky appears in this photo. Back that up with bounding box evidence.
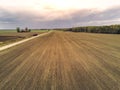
[0,0,120,29]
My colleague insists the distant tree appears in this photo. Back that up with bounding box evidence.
[16,27,20,32]
[66,24,120,34]
[29,29,31,32]
[25,27,28,32]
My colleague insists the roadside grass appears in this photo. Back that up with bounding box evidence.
[0,38,24,47]
[31,29,50,32]
[0,30,49,46]
[0,30,17,34]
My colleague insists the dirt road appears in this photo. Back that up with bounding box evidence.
[0,31,120,90]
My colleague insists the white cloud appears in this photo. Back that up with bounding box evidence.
[1,0,119,21]
[1,0,120,11]
[0,0,120,28]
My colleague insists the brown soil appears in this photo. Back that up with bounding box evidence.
[0,31,120,90]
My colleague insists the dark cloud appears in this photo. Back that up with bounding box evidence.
[51,6,120,26]
[0,8,18,23]
[0,6,120,29]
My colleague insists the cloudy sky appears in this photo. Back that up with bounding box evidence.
[0,0,120,29]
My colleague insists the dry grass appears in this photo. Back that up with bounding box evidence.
[0,31,120,90]
[0,30,47,46]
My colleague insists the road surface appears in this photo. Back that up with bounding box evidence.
[0,31,120,90]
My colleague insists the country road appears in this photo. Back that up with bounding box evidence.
[0,31,120,90]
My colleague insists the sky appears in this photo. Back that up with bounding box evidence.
[0,0,120,29]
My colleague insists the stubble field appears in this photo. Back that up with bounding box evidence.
[0,31,120,90]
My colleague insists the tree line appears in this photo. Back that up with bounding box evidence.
[65,25,120,34]
[17,27,31,33]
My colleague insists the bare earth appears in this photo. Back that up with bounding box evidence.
[0,31,120,90]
